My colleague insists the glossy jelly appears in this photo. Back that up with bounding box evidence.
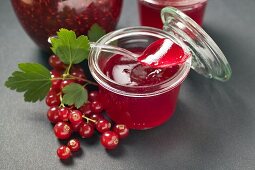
[89,27,191,130]
[138,0,207,28]
[100,54,181,129]
[11,0,123,51]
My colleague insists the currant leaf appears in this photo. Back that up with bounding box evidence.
[62,83,88,108]
[50,28,90,65]
[88,23,106,42]
[5,63,51,102]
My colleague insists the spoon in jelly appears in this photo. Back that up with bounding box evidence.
[90,38,189,68]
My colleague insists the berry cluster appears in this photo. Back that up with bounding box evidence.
[46,55,129,159]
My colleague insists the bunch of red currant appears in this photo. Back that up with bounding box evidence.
[46,55,129,160]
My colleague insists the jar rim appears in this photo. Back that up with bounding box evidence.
[88,26,191,97]
[139,0,207,7]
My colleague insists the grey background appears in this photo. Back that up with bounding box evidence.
[1,0,255,169]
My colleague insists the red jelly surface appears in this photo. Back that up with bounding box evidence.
[11,0,123,51]
[138,0,207,28]
[138,38,188,68]
[99,53,182,130]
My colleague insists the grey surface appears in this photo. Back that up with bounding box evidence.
[1,0,255,170]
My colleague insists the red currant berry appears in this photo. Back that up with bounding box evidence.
[45,92,61,107]
[49,55,66,70]
[96,119,111,133]
[70,65,84,74]
[113,124,129,139]
[47,106,59,123]
[61,79,75,89]
[57,145,71,159]
[51,79,62,93]
[79,102,93,117]
[79,123,94,138]
[48,87,58,95]
[100,131,119,150]
[87,121,96,128]
[58,107,71,122]
[50,70,62,92]
[88,91,100,102]
[91,101,104,113]
[90,114,103,122]
[71,70,86,85]
[69,110,83,125]
[54,122,72,139]
[51,69,62,77]
[71,121,83,132]
[67,139,80,152]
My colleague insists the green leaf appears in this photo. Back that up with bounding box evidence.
[50,28,90,65]
[62,83,87,108]
[5,63,51,102]
[88,23,106,42]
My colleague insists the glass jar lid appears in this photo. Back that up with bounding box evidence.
[161,7,232,81]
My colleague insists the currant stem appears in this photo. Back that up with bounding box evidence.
[65,63,72,76]
[59,95,65,108]
[69,75,98,86]
[82,115,97,123]
[51,77,98,86]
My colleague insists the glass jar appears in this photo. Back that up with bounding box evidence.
[89,7,231,130]
[138,0,207,28]
[11,0,123,51]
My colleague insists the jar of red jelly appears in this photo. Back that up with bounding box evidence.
[89,7,231,130]
[11,0,123,51]
[138,0,207,28]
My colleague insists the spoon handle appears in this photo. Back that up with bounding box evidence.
[89,42,136,59]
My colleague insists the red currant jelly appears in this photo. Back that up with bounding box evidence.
[99,53,181,129]
[138,0,207,28]
[11,0,123,51]
[89,27,191,130]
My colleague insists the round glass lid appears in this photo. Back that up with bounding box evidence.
[161,7,232,81]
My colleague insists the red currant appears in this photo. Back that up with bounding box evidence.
[91,101,104,113]
[70,65,84,74]
[48,87,58,95]
[58,107,71,122]
[69,110,83,125]
[88,91,100,102]
[100,131,119,150]
[67,139,80,152]
[71,70,86,85]
[113,124,129,139]
[61,79,75,90]
[45,92,61,107]
[79,102,93,117]
[49,55,66,70]
[71,121,83,132]
[96,119,111,133]
[90,114,103,122]
[57,145,71,159]
[47,106,59,123]
[54,122,72,139]
[50,69,62,78]
[79,123,94,138]
[50,69,62,92]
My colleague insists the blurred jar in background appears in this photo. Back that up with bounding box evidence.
[11,0,123,51]
[138,0,207,28]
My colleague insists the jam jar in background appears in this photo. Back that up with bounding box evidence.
[88,7,231,130]
[11,0,123,51]
[138,0,207,28]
